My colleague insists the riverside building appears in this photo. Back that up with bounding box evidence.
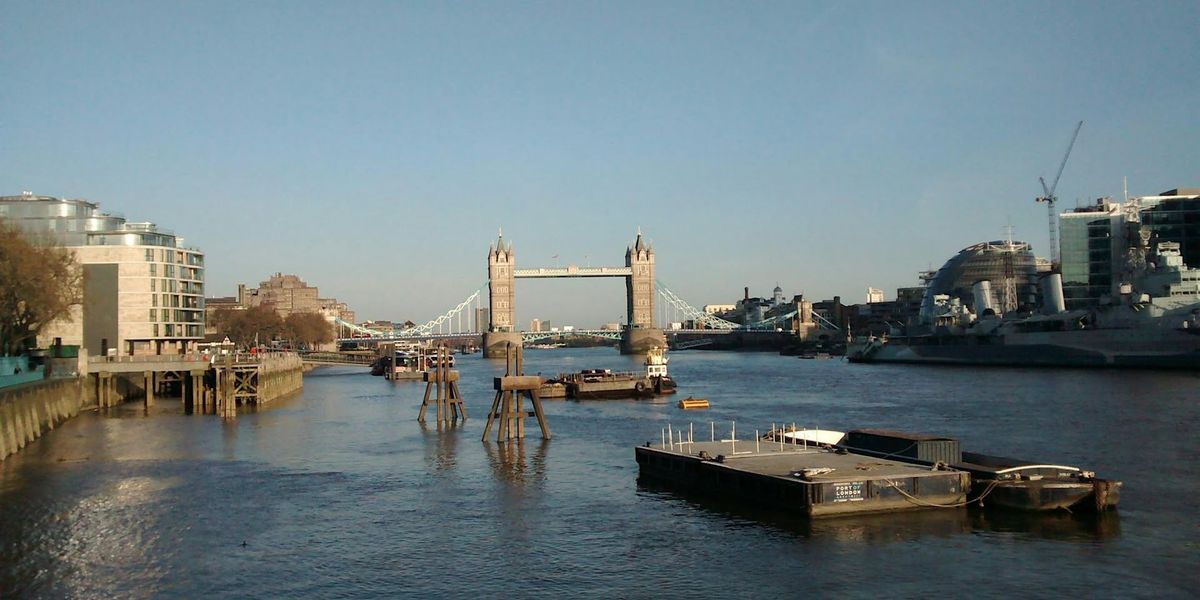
[1059,188,1200,309]
[0,192,204,356]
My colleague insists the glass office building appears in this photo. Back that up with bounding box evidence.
[1059,202,1120,309]
[1057,188,1200,309]
[1138,189,1200,268]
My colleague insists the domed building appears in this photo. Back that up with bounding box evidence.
[919,240,1040,324]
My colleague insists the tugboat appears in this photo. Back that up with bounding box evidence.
[548,347,677,399]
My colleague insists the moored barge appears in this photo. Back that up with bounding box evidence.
[545,347,676,399]
[635,436,969,518]
[837,429,1121,512]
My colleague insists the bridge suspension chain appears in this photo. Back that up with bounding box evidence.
[654,281,840,331]
[809,311,841,331]
[654,281,741,330]
[335,287,484,339]
[396,287,483,337]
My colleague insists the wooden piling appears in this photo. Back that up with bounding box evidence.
[418,346,466,424]
[482,343,550,443]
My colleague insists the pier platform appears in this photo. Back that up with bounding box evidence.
[636,438,968,518]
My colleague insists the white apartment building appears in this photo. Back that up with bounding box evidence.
[0,192,205,356]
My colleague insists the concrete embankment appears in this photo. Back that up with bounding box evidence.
[2,353,308,460]
[0,378,90,462]
[256,353,304,404]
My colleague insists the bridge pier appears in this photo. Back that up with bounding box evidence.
[482,331,523,359]
[621,327,666,355]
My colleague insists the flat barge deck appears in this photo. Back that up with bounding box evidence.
[636,440,969,518]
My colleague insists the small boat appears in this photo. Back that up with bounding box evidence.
[676,397,709,409]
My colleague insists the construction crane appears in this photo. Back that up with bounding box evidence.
[1036,120,1084,269]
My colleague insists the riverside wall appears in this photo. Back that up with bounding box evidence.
[0,378,91,463]
[257,353,304,404]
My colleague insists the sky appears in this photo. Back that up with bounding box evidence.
[3,1,1198,327]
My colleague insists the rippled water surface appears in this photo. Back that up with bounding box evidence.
[2,348,1197,597]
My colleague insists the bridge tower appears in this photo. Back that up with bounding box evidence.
[484,232,523,358]
[622,229,666,354]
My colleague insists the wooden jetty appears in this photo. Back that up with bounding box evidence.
[636,426,969,518]
[211,351,304,417]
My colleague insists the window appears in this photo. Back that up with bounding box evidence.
[151,279,156,292]
[150,309,156,321]
[149,263,157,277]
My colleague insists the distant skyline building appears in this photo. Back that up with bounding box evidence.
[702,304,736,315]
[205,273,355,341]
[866,288,885,304]
[243,274,320,318]
[530,318,542,332]
[1,192,205,356]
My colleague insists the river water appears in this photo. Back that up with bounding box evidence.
[1,348,1196,598]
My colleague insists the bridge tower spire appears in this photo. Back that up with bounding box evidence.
[622,229,666,354]
[484,231,523,357]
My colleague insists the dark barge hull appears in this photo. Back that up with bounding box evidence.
[635,443,968,519]
[839,430,1121,512]
[975,479,1120,512]
[568,377,676,400]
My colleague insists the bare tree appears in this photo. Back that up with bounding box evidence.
[284,312,334,350]
[0,220,81,355]
[214,305,284,349]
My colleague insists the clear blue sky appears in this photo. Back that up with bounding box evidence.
[3,1,1197,327]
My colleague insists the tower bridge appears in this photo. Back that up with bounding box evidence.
[334,230,841,353]
[484,229,662,357]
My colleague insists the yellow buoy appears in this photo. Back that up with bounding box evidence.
[677,397,710,410]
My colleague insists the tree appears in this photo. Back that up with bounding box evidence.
[284,312,334,349]
[215,305,284,349]
[0,220,81,356]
